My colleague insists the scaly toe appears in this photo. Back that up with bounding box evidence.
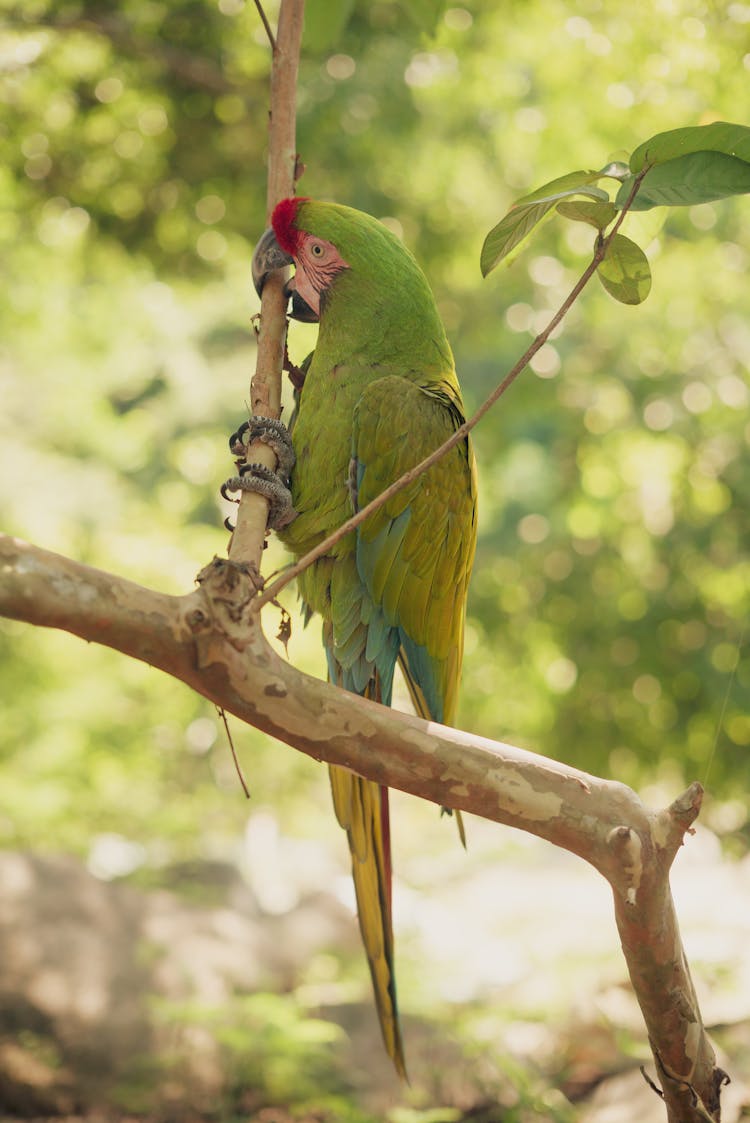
[229,416,295,482]
[222,462,297,530]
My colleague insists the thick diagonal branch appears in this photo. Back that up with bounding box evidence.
[0,534,726,1122]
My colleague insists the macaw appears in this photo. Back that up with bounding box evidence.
[249,198,478,1078]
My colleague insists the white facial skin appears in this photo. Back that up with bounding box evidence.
[289,233,348,317]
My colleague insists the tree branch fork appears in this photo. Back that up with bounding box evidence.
[0,533,727,1120]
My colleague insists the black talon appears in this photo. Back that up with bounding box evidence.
[223,417,297,530]
[229,421,250,455]
[228,416,295,482]
[221,480,241,503]
[222,463,297,530]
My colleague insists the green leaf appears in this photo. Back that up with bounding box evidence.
[303,0,356,52]
[599,161,631,182]
[630,121,750,173]
[480,201,553,276]
[556,199,617,230]
[511,170,606,206]
[597,234,652,305]
[515,169,609,205]
[616,150,750,211]
[481,171,610,276]
[619,206,668,250]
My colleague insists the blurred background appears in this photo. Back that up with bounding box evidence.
[0,0,748,1119]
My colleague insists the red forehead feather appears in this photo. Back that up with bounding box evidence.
[271,196,309,256]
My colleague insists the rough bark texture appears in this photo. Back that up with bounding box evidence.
[0,535,728,1122]
[227,0,304,570]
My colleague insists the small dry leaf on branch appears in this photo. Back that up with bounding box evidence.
[275,603,293,654]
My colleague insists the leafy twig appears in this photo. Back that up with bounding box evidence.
[253,167,649,612]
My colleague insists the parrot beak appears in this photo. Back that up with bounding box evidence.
[287,288,319,323]
[251,226,319,323]
[252,226,293,296]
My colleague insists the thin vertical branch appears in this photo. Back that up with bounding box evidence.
[228,0,304,571]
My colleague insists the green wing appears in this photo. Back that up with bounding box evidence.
[352,374,478,727]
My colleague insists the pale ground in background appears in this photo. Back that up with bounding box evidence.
[244,783,750,1121]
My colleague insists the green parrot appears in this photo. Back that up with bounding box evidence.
[249,198,478,1078]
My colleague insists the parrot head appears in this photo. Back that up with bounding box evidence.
[259,197,351,322]
[252,197,331,323]
[252,197,452,365]
[253,197,360,323]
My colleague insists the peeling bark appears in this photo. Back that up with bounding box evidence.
[0,535,728,1121]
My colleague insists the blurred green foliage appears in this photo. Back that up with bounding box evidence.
[154,992,352,1116]
[1,0,748,1114]
[1,0,749,917]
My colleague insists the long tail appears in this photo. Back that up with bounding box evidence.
[329,764,407,1080]
[398,651,467,848]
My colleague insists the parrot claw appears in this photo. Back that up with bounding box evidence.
[229,416,295,483]
[222,463,297,530]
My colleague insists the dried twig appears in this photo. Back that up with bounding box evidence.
[217,706,251,798]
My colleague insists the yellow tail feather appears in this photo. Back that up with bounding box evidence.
[329,764,407,1080]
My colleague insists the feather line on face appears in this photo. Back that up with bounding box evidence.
[292,233,349,315]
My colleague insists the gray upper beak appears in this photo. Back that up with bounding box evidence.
[251,226,293,297]
[251,225,319,322]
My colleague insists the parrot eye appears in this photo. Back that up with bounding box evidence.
[310,243,324,257]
